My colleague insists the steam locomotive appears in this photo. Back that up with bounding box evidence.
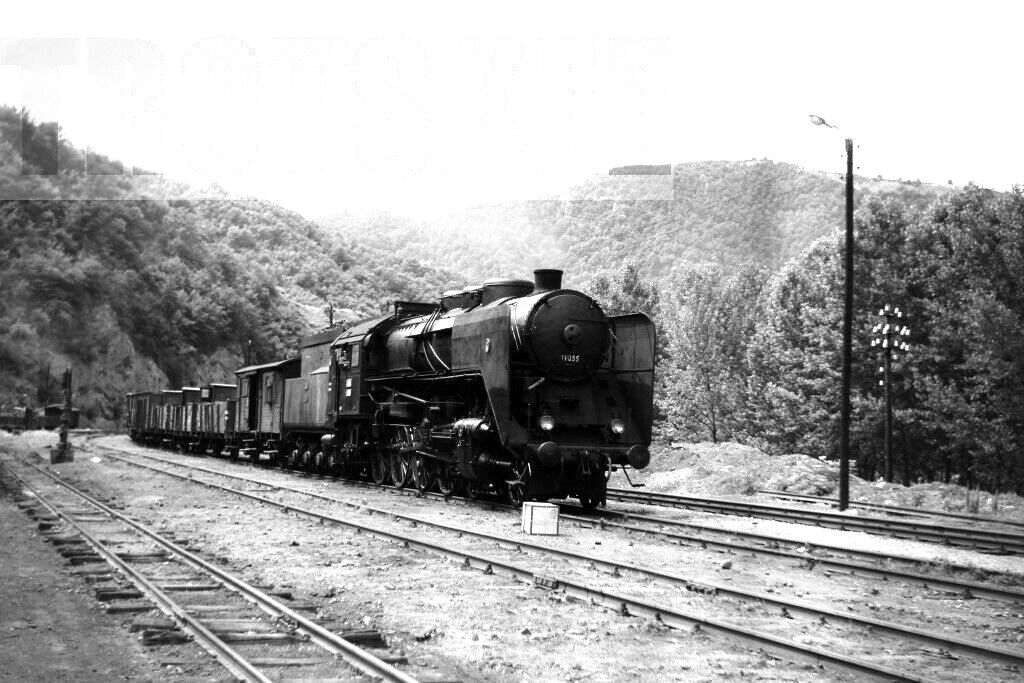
[126,269,655,507]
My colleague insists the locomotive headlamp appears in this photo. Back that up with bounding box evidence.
[539,414,555,431]
[610,418,626,434]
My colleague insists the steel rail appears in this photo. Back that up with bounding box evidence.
[97,446,1024,679]
[606,488,1024,554]
[758,489,1024,531]
[101,442,1024,604]
[95,446,1024,670]
[561,507,1024,604]
[4,454,419,683]
[0,461,271,683]
[96,449,933,681]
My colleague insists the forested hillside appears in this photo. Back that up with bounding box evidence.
[3,106,1020,494]
[652,187,1024,493]
[320,161,950,288]
[323,160,1024,492]
[0,107,459,425]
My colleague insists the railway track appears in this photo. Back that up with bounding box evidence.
[101,438,1024,604]
[83,440,1024,680]
[0,453,419,683]
[564,506,1024,604]
[605,487,1024,555]
[759,489,1024,531]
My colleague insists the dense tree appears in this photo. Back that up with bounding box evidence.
[0,107,458,424]
[660,265,767,443]
[742,189,1024,492]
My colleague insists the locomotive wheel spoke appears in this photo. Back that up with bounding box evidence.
[506,461,528,506]
[506,483,525,506]
[390,451,412,488]
[412,457,435,493]
[371,452,388,485]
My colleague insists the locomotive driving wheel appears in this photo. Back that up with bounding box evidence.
[389,451,412,488]
[370,451,388,485]
[412,456,435,493]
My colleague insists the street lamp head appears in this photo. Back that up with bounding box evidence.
[809,114,838,129]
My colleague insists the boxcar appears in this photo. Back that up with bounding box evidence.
[233,358,300,462]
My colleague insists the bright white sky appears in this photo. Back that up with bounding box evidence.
[1,0,1021,218]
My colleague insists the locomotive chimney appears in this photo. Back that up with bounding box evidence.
[533,269,563,292]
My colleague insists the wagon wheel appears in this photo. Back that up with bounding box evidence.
[313,449,326,475]
[577,493,597,510]
[390,451,412,488]
[436,467,458,497]
[371,451,388,485]
[412,456,435,493]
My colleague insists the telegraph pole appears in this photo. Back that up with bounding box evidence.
[871,305,910,482]
[840,137,854,510]
[809,114,854,510]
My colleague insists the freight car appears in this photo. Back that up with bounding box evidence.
[127,269,655,508]
[0,404,80,432]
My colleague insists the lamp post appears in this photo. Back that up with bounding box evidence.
[810,114,853,511]
[871,305,911,483]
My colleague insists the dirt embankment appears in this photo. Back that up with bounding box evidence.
[638,441,1024,522]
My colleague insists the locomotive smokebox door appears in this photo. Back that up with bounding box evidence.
[525,292,609,382]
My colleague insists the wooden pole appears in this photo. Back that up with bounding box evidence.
[839,138,854,511]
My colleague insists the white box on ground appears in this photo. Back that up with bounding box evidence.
[521,502,559,535]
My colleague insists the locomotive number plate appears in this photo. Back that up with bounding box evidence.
[561,354,581,364]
